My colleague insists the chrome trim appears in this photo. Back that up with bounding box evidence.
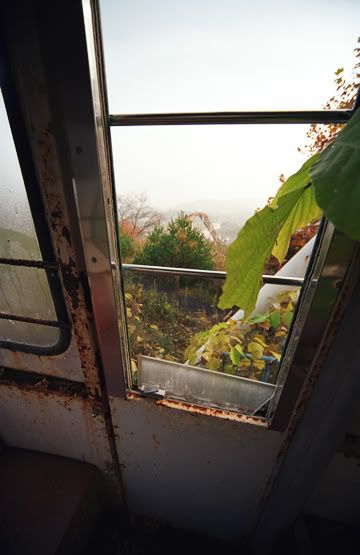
[122,263,304,286]
[109,110,351,127]
[83,0,132,393]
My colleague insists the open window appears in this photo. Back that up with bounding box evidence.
[0,48,70,355]
[96,0,358,424]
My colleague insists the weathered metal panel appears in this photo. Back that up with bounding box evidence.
[0,383,113,472]
[139,356,275,413]
[0,343,83,382]
[110,395,282,542]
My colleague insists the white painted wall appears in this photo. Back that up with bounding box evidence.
[0,385,112,471]
[110,395,282,542]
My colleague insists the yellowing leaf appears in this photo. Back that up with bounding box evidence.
[235,344,245,356]
[253,335,267,348]
[207,357,220,371]
[248,341,264,359]
[253,359,266,370]
[269,350,281,361]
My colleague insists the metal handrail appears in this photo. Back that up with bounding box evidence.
[109,110,351,127]
[122,263,304,287]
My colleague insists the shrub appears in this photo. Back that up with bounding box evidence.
[134,214,214,270]
[119,233,135,262]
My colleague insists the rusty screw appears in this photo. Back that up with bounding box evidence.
[91,406,100,418]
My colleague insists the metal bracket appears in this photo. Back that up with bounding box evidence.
[138,384,166,400]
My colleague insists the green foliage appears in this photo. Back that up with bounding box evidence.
[134,214,214,270]
[185,290,297,381]
[119,233,135,261]
[311,107,360,241]
[124,279,222,375]
[219,154,321,315]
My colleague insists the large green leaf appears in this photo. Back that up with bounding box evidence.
[219,187,312,315]
[271,153,321,262]
[219,155,321,315]
[311,107,360,241]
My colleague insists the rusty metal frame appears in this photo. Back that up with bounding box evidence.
[1,0,110,396]
[0,0,129,397]
[0,38,71,356]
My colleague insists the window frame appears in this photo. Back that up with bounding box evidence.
[92,0,359,423]
[0,44,71,356]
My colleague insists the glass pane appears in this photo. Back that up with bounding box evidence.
[112,123,314,245]
[0,320,59,347]
[113,124,318,408]
[0,90,60,350]
[0,92,41,260]
[0,265,56,320]
[101,0,360,113]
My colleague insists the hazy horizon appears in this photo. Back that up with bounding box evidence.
[100,0,360,218]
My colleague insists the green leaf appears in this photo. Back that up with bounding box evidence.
[311,108,360,241]
[219,154,323,315]
[248,312,269,324]
[282,310,293,327]
[230,346,241,366]
[269,311,281,328]
[219,184,314,315]
[271,153,322,262]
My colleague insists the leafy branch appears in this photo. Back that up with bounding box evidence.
[219,107,360,315]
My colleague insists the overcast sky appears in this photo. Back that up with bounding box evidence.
[100,0,360,218]
[1,1,359,236]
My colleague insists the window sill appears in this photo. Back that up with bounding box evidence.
[126,390,269,428]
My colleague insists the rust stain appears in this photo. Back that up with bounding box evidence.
[126,391,267,427]
[157,398,268,426]
[0,368,87,400]
[37,123,102,400]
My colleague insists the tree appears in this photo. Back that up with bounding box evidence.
[302,38,360,155]
[119,233,135,262]
[117,193,161,238]
[134,213,214,270]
